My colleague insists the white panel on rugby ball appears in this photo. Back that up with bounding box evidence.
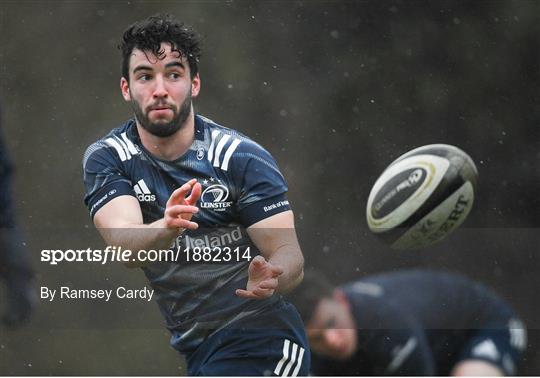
[365,143,478,250]
[366,154,450,232]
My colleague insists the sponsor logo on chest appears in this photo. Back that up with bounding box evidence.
[199,177,233,211]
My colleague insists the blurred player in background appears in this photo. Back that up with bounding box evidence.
[82,14,309,376]
[0,105,34,327]
[287,269,526,376]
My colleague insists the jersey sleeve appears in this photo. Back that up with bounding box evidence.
[229,140,291,227]
[82,141,135,219]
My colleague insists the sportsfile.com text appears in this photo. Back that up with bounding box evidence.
[40,246,253,265]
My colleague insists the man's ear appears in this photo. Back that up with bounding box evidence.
[191,73,201,98]
[120,77,131,101]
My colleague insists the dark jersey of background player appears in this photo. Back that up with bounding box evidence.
[309,270,526,376]
[0,105,34,327]
[83,114,294,352]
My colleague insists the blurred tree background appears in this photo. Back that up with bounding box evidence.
[0,0,538,375]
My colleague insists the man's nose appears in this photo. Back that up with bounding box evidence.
[152,76,168,98]
[324,329,345,349]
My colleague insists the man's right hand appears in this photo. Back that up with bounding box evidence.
[164,178,202,231]
[93,178,203,268]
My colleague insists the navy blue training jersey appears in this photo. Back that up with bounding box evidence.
[311,270,526,375]
[82,114,292,353]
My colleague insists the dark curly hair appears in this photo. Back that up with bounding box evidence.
[120,14,202,82]
[285,268,335,324]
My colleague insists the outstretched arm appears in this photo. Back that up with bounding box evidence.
[94,179,201,268]
[236,210,304,299]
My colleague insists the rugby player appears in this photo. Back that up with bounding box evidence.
[287,269,526,376]
[0,105,34,327]
[82,14,309,376]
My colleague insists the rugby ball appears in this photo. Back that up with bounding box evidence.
[366,144,478,250]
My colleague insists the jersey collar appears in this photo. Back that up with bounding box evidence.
[194,114,205,141]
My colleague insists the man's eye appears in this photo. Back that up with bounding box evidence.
[325,318,337,328]
[169,72,180,79]
[138,74,151,81]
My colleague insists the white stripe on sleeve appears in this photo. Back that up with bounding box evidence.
[207,130,221,163]
[213,134,231,167]
[220,138,241,171]
[281,342,298,376]
[273,339,290,376]
[114,136,132,160]
[121,132,139,154]
[105,138,127,161]
[291,347,305,377]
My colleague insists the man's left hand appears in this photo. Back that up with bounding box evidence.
[235,255,283,300]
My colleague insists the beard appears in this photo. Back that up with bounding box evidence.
[130,90,192,138]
